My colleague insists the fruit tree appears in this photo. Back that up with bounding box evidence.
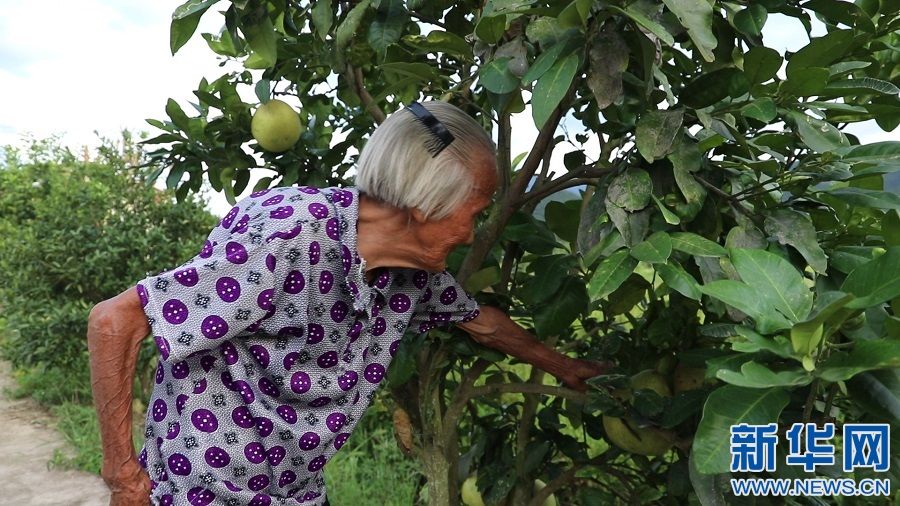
[144,0,900,503]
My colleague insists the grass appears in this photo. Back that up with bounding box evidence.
[324,411,424,505]
[49,402,106,472]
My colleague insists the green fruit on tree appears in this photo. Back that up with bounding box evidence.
[461,476,485,506]
[673,364,708,393]
[611,369,671,401]
[603,369,675,456]
[602,415,676,456]
[656,355,677,375]
[461,476,557,506]
[251,99,304,152]
[630,369,672,397]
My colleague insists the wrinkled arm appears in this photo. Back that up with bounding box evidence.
[457,305,610,392]
[87,286,152,505]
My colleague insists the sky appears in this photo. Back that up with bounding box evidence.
[0,1,895,217]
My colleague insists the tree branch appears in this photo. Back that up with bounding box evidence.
[457,79,580,284]
[693,174,764,227]
[442,358,491,443]
[513,165,609,208]
[344,65,386,124]
[526,455,608,506]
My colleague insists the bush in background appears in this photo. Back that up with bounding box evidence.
[0,134,216,405]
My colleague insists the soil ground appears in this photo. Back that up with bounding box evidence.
[0,360,110,506]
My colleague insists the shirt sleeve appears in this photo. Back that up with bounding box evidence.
[409,270,480,334]
[135,218,280,363]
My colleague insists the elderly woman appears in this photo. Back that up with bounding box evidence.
[88,101,607,506]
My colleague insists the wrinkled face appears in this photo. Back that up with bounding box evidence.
[416,155,498,266]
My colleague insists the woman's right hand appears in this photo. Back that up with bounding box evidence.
[106,460,151,506]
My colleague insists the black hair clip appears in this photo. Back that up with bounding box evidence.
[405,101,455,158]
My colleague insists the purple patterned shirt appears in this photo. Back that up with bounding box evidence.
[135,186,479,506]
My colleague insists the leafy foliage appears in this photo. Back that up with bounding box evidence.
[148,0,900,503]
[0,136,216,404]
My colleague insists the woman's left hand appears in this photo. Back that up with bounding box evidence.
[562,359,615,392]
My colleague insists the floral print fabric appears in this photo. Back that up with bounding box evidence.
[135,186,479,505]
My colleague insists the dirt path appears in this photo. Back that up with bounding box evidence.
[0,361,110,506]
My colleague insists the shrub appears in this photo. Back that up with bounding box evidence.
[0,135,217,404]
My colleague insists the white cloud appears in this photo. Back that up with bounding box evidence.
[0,0,226,149]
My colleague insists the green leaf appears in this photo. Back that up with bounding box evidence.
[836,141,900,162]
[312,0,334,41]
[662,0,717,62]
[588,250,638,300]
[790,321,823,357]
[586,28,628,109]
[532,53,579,129]
[524,254,575,305]
[786,30,855,78]
[475,13,507,44]
[336,0,371,50]
[780,67,829,96]
[165,99,190,131]
[716,361,812,388]
[544,200,581,243]
[522,36,578,84]
[386,335,421,386]
[479,57,520,94]
[631,231,672,263]
[791,291,855,355]
[842,247,900,308]
[672,165,706,208]
[824,77,900,96]
[828,60,872,76]
[173,0,220,20]
[787,111,850,153]
[733,4,767,38]
[201,29,239,57]
[558,0,592,28]
[670,232,727,258]
[464,266,501,295]
[171,1,216,55]
[657,260,701,300]
[731,326,795,359]
[254,79,270,103]
[764,209,828,274]
[699,280,793,334]
[825,187,900,211]
[730,248,813,323]
[403,31,472,59]
[682,68,748,109]
[743,47,781,84]
[693,386,790,474]
[607,168,652,211]
[740,98,776,122]
[636,109,684,163]
[817,340,900,382]
[652,195,681,225]
[689,451,729,506]
[367,0,407,53]
[609,5,674,47]
[847,370,900,423]
[243,13,277,68]
[534,276,589,337]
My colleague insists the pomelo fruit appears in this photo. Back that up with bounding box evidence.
[251,99,303,152]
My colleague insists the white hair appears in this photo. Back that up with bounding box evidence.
[354,101,497,220]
